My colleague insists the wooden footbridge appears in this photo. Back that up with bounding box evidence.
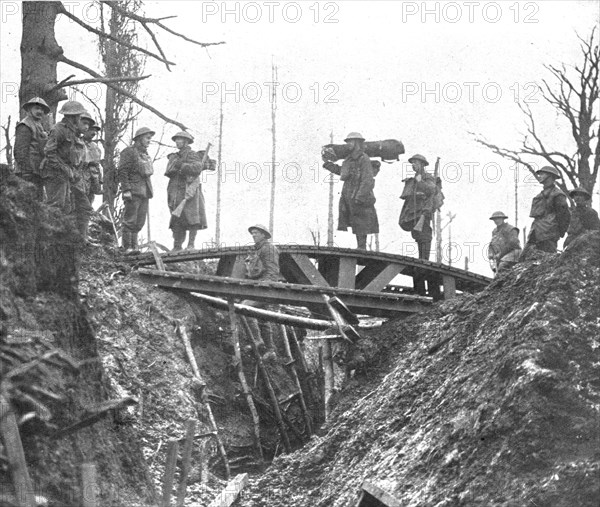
[130,245,491,318]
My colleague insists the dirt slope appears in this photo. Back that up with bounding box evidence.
[239,232,600,507]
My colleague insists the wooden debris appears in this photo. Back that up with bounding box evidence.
[208,473,249,507]
[81,463,98,507]
[241,316,291,453]
[227,299,264,464]
[161,439,179,507]
[175,419,196,507]
[53,397,137,438]
[0,395,36,507]
[355,480,401,507]
[148,241,166,271]
[280,325,313,436]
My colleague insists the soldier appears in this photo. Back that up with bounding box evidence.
[399,154,438,260]
[14,97,49,200]
[44,100,93,244]
[81,112,103,205]
[323,132,379,250]
[165,131,210,250]
[243,224,281,359]
[118,127,155,253]
[523,166,571,255]
[487,211,521,275]
[564,187,600,247]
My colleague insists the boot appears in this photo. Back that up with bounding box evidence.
[186,229,198,250]
[121,231,131,251]
[172,228,186,251]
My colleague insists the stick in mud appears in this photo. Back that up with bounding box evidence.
[161,439,179,507]
[176,419,196,507]
[241,316,292,453]
[227,299,264,465]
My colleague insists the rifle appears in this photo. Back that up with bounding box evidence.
[172,143,212,218]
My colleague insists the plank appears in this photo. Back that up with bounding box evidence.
[357,480,401,507]
[442,275,456,299]
[148,242,166,271]
[176,419,197,506]
[290,253,330,287]
[208,473,249,507]
[161,439,179,507]
[362,264,405,292]
[0,396,35,507]
[337,257,357,289]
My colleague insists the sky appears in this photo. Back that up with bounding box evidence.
[1,0,599,275]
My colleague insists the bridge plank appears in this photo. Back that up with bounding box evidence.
[362,264,406,292]
[290,253,330,287]
[337,257,357,289]
[443,275,457,299]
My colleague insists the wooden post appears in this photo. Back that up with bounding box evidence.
[280,325,313,437]
[175,419,196,507]
[322,339,334,421]
[227,299,264,464]
[161,439,179,507]
[327,130,335,246]
[241,316,291,453]
[81,463,98,507]
[269,60,278,235]
[215,97,224,246]
[0,396,35,507]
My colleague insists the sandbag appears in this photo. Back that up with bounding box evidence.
[322,139,405,162]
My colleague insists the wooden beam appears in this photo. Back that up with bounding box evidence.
[149,242,166,271]
[0,396,35,507]
[355,260,389,290]
[337,257,357,289]
[357,480,401,507]
[362,264,405,292]
[443,275,456,299]
[176,419,196,506]
[290,253,330,287]
[161,439,179,507]
[208,473,249,507]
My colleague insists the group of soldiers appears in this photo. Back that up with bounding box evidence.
[12,100,600,276]
[13,98,214,252]
[322,132,600,276]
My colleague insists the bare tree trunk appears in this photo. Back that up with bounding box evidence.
[20,1,68,120]
[269,61,277,235]
[215,98,224,245]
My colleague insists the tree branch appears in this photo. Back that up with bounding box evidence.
[51,75,151,92]
[59,55,188,130]
[58,2,176,67]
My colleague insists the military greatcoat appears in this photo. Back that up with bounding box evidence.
[165,146,207,230]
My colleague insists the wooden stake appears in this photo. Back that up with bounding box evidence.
[280,326,313,437]
[0,395,35,507]
[161,439,179,507]
[322,339,334,421]
[241,316,291,453]
[81,463,98,507]
[176,419,196,507]
[227,299,264,464]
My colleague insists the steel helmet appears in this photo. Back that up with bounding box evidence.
[536,166,562,179]
[133,126,156,140]
[408,154,429,166]
[569,187,591,199]
[344,132,365,142]
[80,111,96,126]
[248,224,271,239]
[22,97,50,114]
[171,131,194,144]
[489,211,508,220]
[58,100,86,116]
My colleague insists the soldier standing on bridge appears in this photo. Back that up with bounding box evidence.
[165,131,210,251]
[118,127,155,254]
[323,132,379,250]
[487,211,521,276]
[243,224,281,360]
[399,154,439,261]
[564,187,600,247]
[523,166,570,256]
[14,97,50,200]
